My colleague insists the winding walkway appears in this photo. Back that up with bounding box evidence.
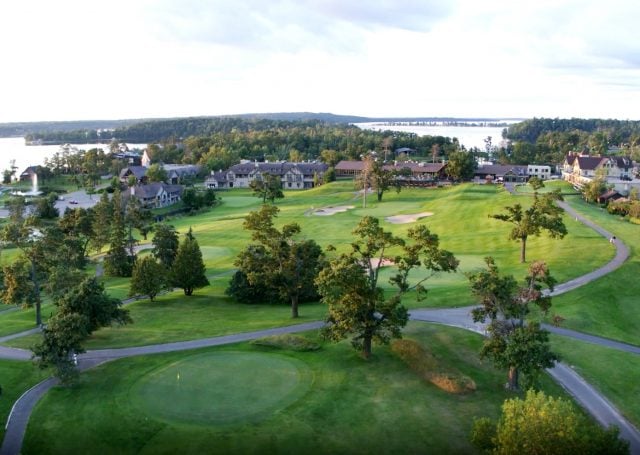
[2,196,640,454]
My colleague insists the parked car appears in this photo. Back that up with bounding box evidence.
[69,199,78,205]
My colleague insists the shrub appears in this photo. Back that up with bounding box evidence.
[251,334,321,352]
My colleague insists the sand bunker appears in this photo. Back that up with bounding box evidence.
[312,205,355,216]
[369,258,395,268]
[385,212,434,224]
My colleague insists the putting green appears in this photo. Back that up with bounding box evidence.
[129,351,311,425]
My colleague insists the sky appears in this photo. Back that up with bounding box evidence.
[1,0,640,123]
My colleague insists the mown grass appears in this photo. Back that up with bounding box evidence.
[547,194,640,345]
[1,182,614,345]
[551,334,640,428]
[22,323,568,455]
[0,360,48,441]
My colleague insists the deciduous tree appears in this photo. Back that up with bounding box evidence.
[468,258,558,390]
[471,390,629,454]
[234,205,325,317]
[129,256,167,301]
[491,191,567,263]
[316,216,458,358]
[446,150,477,182]
[250,173,284,203]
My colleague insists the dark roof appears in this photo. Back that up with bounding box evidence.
[575,156,605,171]
[565,154,577,165]
[612,156,633,169]
[130,182,183,199]
[119,166,147,179]
[395,147,416,153]
[598,190,623,201]
[335,160,445,173]
[229,162,327,176]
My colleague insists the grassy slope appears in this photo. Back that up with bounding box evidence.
[22,323,567,455]
[551,335,640,428]
[0,361,48,441]
[548,194,640,345]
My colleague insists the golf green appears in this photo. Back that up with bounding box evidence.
[129,351,312,425]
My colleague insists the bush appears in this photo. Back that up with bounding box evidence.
[470,417,496,453]
[251,334,321,351]
[391,339,476,394]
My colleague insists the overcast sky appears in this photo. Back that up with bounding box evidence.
[1,0,639,122]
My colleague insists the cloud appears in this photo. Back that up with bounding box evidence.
[145,0,454,53]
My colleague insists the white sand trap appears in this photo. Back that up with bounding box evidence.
[385,212,434,224]
[313,205,355,216]
[369,258,395,268]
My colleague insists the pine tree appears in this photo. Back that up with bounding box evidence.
[170,228,209,295]
[90,191,112,253]
[104,188,134,277]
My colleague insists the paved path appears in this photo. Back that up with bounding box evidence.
[2,193,639,454]
[0,322,323,455]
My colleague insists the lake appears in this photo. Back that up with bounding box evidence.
[355,121,520,150]
[0,137,146,175]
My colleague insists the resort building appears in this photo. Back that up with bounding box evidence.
[205,161,328,190]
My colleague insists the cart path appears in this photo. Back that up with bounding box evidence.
[2,195,639,454]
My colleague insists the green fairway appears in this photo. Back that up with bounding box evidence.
[130,351,312,425]
[1,182,617,345]
[548,195,640,345]
[551,335,640,428]
[22,323,569,454]
[0,360,49,441]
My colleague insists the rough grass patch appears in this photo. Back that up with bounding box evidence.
[391,339,476,394]
[251,334,321,351]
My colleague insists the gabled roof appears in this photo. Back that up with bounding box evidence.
[575,156,605,171]
[119,166,147,179]
[131,182,183,199]
[229,162,327,176]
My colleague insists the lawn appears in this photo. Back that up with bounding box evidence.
[551,334,640,428]
[0,360,48,441]
[547,194,640,345]
[22,323,569,454]
[1,182,615,345]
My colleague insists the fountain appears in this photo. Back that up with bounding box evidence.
[11,169,42,197]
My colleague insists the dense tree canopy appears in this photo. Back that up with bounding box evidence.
[232,205,325,317]
[468,258,558,390]
[471,390,629,454]
[316,217,458,358]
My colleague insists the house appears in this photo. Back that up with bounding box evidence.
[163,164,201,184]
[119,166,148,184]
[19,166,38,182]
[527,165,552,180]
[562,153,636,194]
[474,165,529,183]
[205,162,328,190]
[118,164,202,185]
[334,160,447,184]
[123,182,183,209]
[597,189,624,204]
[112,151,142,166]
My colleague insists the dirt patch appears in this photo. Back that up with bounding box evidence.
[385,212,434,224]
[312,205,355,216]
[370,258,395,268]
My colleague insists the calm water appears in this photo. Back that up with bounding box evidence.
[355,121,520,150]
[0,137,146,175]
